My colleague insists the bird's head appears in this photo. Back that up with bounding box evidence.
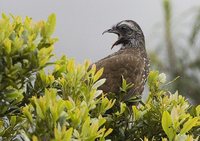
[103,20,145,49]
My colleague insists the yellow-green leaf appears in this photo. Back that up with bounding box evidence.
[104,128,113,137]
[132,106,140,121]
[10,116,16,127]
[162,111,175,141]
[32,97,45,119]
[196,105,200,116]
[3,38,11,54]
[64,128,73,141]
[67,59,75,73]
[42,13,56,37]
[94,68,104,82]
[23,106,33,123]
[180,117,199,135]
[32,136,38,141]
[81,117,90,136]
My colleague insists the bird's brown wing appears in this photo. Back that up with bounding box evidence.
[94,49,146,99]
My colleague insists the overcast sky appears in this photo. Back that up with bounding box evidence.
[0,0,200,63]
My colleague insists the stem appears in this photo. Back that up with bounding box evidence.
[163,0,177,77]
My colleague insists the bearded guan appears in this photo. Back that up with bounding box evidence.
[93,20,150,102]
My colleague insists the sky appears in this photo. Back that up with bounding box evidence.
[0,0,200,63]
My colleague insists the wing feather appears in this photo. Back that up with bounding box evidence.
[94,48,146,97]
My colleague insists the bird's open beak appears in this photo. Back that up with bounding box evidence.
[102,28,119,35]
[102,28,120,49]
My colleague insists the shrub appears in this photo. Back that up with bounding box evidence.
[0,14,199,141]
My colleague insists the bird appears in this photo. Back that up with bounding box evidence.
[93,20,150,103]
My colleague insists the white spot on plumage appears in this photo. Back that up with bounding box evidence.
[118,21,139,31]
[119,21,133,28]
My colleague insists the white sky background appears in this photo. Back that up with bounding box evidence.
[0,0,200,63]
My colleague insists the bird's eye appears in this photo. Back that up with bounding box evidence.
[120,25,129,31]
[119,25,133,35]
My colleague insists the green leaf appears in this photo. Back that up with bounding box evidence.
[3,38,11,54]
[98,116,106,127]
[32,97,45,119]
[147,71,160,93]
[196,105,200,116]
[120,76,134,92]
[162,111,175,141]
[132,106,140,121]
[103,128,113,138]
[4,89,24,103]
[66,59,75,73]
[180,117,199,135]
[148,71,159,86]
[41,13,56,38]
[32,136,38,141]
[91,119,100,136]
[115,102,126,115]
[81,117,90,136]
[38,46,54,67]
[100,96,115,114]
[2,13,9,20]
[23,106,33,123]
[10,116,16,127]
[94,68,104,82]
[64,128,73,141]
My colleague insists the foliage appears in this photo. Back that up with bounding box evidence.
[21,56,114,141]
[0,13,57,117]
[105,71,200,140]
[149,0,200,104]
[0,14,113,141]
[0,14,200,141]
